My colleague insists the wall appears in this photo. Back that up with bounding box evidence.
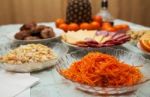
[0,0,150,26]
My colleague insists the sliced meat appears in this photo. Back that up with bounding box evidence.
[116,35,131,41]
[112,33,126,40]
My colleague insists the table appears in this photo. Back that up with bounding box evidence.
[0,20,150,97]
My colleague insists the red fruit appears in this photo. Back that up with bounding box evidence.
[91,21,100,30]
[59,23,68,32]
[80,23,92,30]
[55,18,65,28]
[93,16,102,23]
[68,23,79,31]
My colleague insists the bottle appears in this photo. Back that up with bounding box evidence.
[97,0,114,25]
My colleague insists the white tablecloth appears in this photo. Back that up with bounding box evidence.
[0,20,149,97]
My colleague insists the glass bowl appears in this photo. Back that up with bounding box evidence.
[56,48,150,94]
[0,42,68,73]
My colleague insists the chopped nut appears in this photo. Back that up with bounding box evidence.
[0,44,57,65]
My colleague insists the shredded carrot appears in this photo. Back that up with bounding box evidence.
[62,52,143,87]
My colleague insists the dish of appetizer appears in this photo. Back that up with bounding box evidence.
[137,33,150,55]
[0,43,68,72]
[127,30,150,45]
[62,30,130,48]
[127,30,150,54]
[56,48,150,94]
[5,22,63,44]
[15,23,56,40]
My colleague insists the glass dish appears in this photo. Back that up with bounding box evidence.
[56,47,150,94]
[0,42,68,73]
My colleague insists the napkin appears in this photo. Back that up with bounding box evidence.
[17,89,30,97]
[0,70,39,97]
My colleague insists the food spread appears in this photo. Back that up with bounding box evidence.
[62,52,143,87]
[0,44,57,64]
[0,0,149,94]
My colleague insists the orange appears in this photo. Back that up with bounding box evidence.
[55,18,65,28]
[80,23,92,30]
[102,22,112,30]
[93,16,102,23]
[114,24,130,31]
[121,24,130,30]
[59,23,68,32]
[90,21,100,30]
[139,40,150,52]
[148,41,150,47]
[148,41,150,45]
[68,23,79,31]
[106,27,117,32]
[114,25,122,30]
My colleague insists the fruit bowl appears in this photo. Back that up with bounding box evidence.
[56,48,150,94]
[0,42,68,73]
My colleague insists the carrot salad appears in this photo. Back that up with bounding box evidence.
[62,52,143,87]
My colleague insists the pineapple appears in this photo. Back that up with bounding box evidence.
[66,0,92,24]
